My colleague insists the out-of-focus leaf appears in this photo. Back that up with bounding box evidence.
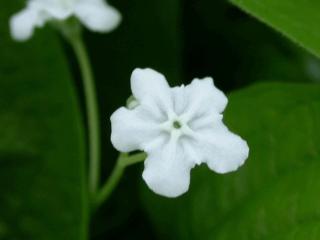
[183,0,320,90]
[230,0,320,58]
[141,83,320,239]
[0,2,88,240]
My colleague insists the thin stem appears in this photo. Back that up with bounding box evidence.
[124,152,147,166]
[94,152,146,210]
[69,34,101,200]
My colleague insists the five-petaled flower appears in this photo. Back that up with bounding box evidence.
[10,0,121,41]
[110,68,249,198]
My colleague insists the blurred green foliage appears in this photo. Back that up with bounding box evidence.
[231,0,320,58]
[1,0,320,239]
[0,1,87,240]
[183,0,320,88]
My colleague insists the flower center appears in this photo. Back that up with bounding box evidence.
[172,120,182,129]
[160,114,193,138]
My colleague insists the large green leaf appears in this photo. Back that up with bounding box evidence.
[230,0,320,58]
[141,83,320,239]
[183,0,320,88]
[0,2,88,240]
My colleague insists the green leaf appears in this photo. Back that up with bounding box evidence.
[230,0,320,58]
[182,0,320,87]
[0,3,88,240]
[141,83,320,239]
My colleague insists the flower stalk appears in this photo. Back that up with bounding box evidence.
[67,29,101,201]
[62,23,146,211]
[94,152,146,210]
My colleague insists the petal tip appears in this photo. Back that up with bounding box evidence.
[131,68,161,79]
[205,133,249,174]
[142,171,188,198]
[75,1,122,33]
[9,12,35,41]
[109,107,133,152]
[130,68,170,102]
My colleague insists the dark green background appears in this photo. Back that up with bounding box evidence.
[1,0,320,239]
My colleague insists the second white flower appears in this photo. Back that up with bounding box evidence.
[10,0,121,41]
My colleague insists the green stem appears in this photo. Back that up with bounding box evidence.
[94,152,146,210]
[69,34,101,200]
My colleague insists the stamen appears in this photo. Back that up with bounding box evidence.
[173,120,182,129]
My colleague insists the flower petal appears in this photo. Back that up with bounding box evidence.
[74,0,121,32]
[171,85,187,115]
[131,68,173,118]
[10,7,39,41]
[183,77,228,121]
[33,1,72,20]
[142,138,195,197]
[196,122,249,174]
[110,106,161,152]
[188,112,223,132]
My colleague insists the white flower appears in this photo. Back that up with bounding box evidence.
[10,0,121,41]
[110,68,249,197]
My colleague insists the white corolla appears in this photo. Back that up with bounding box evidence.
[110,68,249,197]
[10,0,121,41]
